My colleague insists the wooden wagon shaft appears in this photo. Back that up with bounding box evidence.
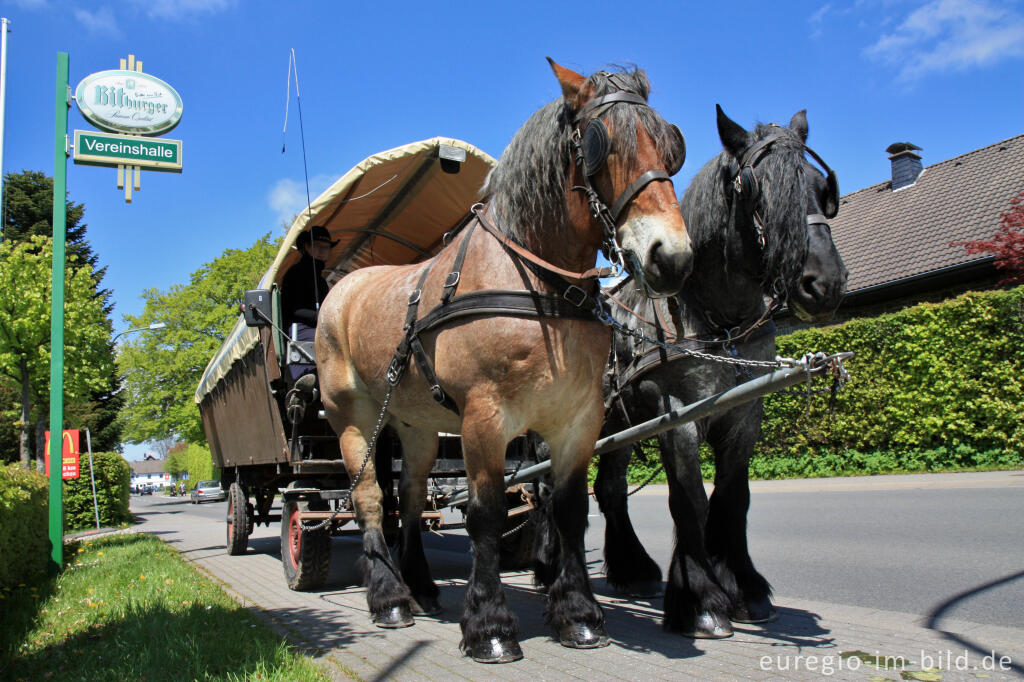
[446,352,853,509]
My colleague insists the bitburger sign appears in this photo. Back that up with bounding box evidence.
[74,69,182,136]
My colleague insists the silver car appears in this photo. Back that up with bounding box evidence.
[190,480,226,504]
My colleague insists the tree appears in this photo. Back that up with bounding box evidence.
[118,234,279,445]
[0,237,113,466]
[1,170,123,455]
[954,191,1024,286]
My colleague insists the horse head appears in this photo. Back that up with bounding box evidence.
[550,59,692,296]
[716,105,848,322]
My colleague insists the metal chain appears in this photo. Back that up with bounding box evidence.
[502,518,530,538]
[592,297,795,372]
[300,383,394,533]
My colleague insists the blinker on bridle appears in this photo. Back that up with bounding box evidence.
[729,128,840,236]
[569,89,687,298]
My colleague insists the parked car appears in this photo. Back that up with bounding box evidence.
[190,480,226,504]
[136,484,154,495]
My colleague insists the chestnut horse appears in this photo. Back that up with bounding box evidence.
[316,60,691,663]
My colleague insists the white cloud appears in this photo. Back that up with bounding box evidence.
[73,6,120,37]
[268,174,338,229]
[126,0,236,21]
[865,0,1024,82]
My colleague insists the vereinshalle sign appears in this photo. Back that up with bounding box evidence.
[74,69,182,135]
[73,130,182,171]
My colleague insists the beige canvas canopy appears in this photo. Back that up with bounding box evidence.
[195,137,497,403]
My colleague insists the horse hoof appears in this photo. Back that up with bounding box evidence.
[731,596,777,624]
[372,605,414,629]
[411,596,443,617]
[467,637,523,664]
[559,622,611,649]
[681,611,733,639]
[616,580,664,599]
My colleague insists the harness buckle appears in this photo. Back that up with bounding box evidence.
[386,359,403,386]
[429,384,447,404]
[444,271,460,288]
[408,288,421,305]
[563,285,588,307]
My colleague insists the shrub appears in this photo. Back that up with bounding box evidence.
[612,287,1024,482]
[63,451,131,531]
[756,286,1024,474]
[0,463,49,588]
[181,443,216,491]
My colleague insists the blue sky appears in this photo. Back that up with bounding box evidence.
[2,0,1023,456]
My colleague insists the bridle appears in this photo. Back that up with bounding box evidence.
[568,83,686,298]
[729,128,839,250]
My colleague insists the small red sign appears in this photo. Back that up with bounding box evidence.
[44,430,80,479]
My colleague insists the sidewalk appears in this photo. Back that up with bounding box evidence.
[133,473,1024,681]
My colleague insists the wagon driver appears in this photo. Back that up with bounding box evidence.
[281,224,337,380]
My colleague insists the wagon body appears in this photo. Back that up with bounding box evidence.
[195,137,497,471]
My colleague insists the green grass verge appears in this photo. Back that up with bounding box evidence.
[0,533,327,682]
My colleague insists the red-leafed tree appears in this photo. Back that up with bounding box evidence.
[954,191,1024,286]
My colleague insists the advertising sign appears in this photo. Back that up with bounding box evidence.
[74,69,183,135]
[44,429,80,480]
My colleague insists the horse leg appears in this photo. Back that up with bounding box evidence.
[392,423,442,616]
[543,429,610,649]
[459,416,522,663]
[705,414,776,624]
[658,421,733,638]
[594,444,663,597]
[338,398,415,628]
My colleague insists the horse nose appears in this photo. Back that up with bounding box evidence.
[800,274,826,303]
[646,239,693,294]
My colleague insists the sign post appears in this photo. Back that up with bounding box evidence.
[85,429,99,530]
[49,51,69,572]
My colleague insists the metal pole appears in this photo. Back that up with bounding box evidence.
[446,353,852,509]
[48,52,69,572]
[0,18,10,241]
[85,428,100,530]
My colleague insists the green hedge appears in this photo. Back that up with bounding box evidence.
[0,464,50,588]
[603,286,1024,483]
[63,451,131,531]
[755,286,1024,476]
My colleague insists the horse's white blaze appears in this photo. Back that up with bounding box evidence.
[619,213,692,289]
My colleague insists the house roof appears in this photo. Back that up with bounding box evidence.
[129,459,166,475]
[830,134,1024,294]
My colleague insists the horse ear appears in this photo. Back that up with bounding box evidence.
[790,109,808,143]
[547,57,586,101]
[716,104,749,159]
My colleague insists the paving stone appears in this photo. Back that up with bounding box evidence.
[130,489,1024,682]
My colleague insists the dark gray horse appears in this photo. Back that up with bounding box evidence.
[534,106,848,638]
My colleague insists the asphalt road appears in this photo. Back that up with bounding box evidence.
[143,471,1024,630]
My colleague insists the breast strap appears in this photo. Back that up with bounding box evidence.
[386,218,598,414]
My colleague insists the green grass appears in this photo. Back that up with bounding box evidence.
[0,533,327,682]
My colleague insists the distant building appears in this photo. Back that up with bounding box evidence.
[780,133,1024,331]
[128,455,171,490]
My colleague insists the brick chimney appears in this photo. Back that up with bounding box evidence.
[886,142,923,190]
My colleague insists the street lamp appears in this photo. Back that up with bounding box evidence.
[113,321,166,344]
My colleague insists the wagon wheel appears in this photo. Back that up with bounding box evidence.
[226,482,250,556]
[281,489,331,591]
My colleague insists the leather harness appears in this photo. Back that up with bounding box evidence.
[383,87,678,415]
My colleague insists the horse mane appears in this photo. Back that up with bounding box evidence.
[680,122,810,290]
[483,66,683,246]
